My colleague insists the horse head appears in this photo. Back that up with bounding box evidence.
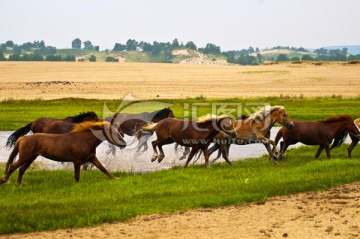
[153,107,175,122]
[217,116,237,138]
[272,106,294,129]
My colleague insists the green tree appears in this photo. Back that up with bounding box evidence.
[171,38,180,48]
[5,40,14,47]
[72,38,82,49]
[301,54,313,61]
[83,41,93,50]
[89,55,96,62]
[113,43,126,52]
[105,56,119,62]
[126,39,138,51]
[276,54,289,62]
[0,50,6,61]
[185,41,197,51]
[201,43,221,55]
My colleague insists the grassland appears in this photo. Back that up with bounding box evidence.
[0,145,359,235]
[0,96,360,130]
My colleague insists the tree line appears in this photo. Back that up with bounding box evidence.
[1,39,359,64]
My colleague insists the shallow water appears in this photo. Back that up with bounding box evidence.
[0,127,351,173]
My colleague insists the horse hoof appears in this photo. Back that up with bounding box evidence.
[158,156,165,163]
[151,156,158,162]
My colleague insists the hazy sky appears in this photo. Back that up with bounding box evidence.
[1,0,359,51]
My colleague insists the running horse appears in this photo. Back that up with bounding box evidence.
[330,117,360,158]
[208,106,294,165]
[274,115,360,159]
[137,114,237,167]
[105,108,175,152]
[5,112,99,148]
[0,121,126,185]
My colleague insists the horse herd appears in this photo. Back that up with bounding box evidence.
[1,106,360,185]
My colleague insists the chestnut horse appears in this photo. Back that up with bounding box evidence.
[274,115,360,159]
[137,114,237,167]
[208,106,294,165]
[0,121,126,185]
[331,117,360,157]
[105,108,175,152]
[5,111,99,148]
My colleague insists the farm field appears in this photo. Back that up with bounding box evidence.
[1,61,360,100]
[1,62,360,238]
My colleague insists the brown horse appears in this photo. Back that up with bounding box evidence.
[0,121,126,185]
[331,117,360,157]
[105,108,175,152]
[208,106,294,165]
[5,112,99,148]
[274,115,360,159]
[138,114,237,167]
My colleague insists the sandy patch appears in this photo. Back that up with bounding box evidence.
[2,182,359,239]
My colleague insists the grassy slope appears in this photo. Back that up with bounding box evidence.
[0,145,359,234]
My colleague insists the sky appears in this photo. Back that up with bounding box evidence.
[1,0,359,51]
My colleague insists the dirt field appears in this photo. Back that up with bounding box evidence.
[1,61,360,100]
[2,182,359,239]
[1,61,360,238]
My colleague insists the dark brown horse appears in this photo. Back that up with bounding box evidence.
[138,114,237,167]
[274,115,360,159]
[0,121,126,185]
[105,108,175,152]
[5,112,99,148]
[202,106,293,165]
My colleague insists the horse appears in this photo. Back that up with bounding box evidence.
[274,115,360,159]
[5,111,99,148]
[0,121,126,185]
[137,114,237,167]
[105,108,175,152]
[331,117,360,157]
[208,106,294,165]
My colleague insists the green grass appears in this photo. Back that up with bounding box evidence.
[1,96,360,130]
[0,145,359,235]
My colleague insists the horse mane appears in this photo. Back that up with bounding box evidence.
[321,115,352,123]
[71,121,109,133]
[236,114,249,120]
[196,114,228,123]
[68,111,98,123]
[153,108,173,119]
[248,106,285,120]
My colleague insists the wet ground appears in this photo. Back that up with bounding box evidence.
[0,127,343,173]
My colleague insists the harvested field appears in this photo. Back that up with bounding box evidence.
[1,62,360,100]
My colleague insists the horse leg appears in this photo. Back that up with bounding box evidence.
[179,146,190,161]
[106,144,116,156]
[1,155,30,184]
[202,148,211,168]
[315,145,324,159]
[347,137,359,158]
[157,145,166,163]
[184,148,199,168]
[74,163,81,182]
[221,143,232,166]
[324,144,331,158]
[16,156,37,185]
[88,156,117,179]
[209,143,221,163]
[264,143,278,162]
[151,140,159,162]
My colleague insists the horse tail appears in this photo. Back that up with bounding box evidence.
[5,137,22,174]
[5,122,32,148]
[135,123,157,140]
[330,130,348,150]
[274,127,284,147]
